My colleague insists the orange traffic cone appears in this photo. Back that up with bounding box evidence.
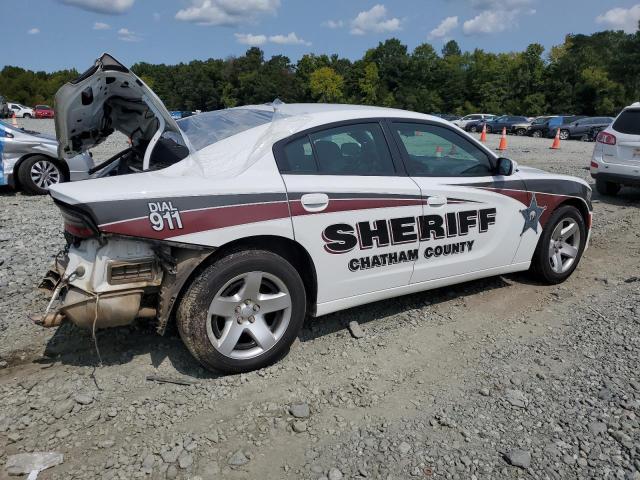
[480,123,487,143]
[550,128,561,149]
[435,146,443,158]
[11,112,18,127]
[497,127,507,151]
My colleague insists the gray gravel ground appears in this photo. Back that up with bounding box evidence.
[1,119,639,479]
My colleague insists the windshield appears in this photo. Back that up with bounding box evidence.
[177,108,275,152]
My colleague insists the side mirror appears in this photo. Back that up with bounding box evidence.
[496,157,517,176]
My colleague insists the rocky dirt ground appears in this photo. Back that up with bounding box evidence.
[1,120,639,479]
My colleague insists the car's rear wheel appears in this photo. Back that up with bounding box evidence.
[177,249,306,373]
[559,129,570,140]
[530,205,586,284]
[516,128,526,136]
[486,125,493,134]
[17,155,65,195]
[595,178,620,196]
[531,130,542,138]
[469,126,478,133]
[23,113,32,119]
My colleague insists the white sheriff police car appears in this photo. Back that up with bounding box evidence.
[39,54,593,373]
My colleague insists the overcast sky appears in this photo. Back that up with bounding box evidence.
[4,0,640,71]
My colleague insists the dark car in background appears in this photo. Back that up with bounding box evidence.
[557,116,614,140]
[527,115,585,138]
[481,115,530,134]
[34,105,55,119]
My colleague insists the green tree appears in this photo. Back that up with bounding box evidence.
[309,67,344,102]
[358,62,381,105]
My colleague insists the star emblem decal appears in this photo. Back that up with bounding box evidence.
[520,193,546,235]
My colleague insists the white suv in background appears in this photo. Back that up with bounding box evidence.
[591,102,640,196]
[452,114,495,129]
[8,103,35,118]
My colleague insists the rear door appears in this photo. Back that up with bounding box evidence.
[609,108,640,166]
[273,120,423,304]
[387,120,528,284]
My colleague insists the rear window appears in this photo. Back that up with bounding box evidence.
[177,108,275,151]
[612,109,640,135]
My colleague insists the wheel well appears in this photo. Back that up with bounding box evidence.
[556,198,591,229]
[173,235,318,319]
[13,154,69,186]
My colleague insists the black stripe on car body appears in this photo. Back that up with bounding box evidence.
[75,193,288,226]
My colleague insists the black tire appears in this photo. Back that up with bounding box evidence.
[529,205,586,284]
[531,130,542,138]
[177,249,307,374]
[23,113,32,119]
[595,178,620,196]
[486,125,493,134]
[469,126,478,133]
[17,155,65,195]
[559,129,570,141]
[516,128,526,136]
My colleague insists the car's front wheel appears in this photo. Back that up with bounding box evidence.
[23,113,32,119]
[177,249,307,373]
[530,205,586,284]
[17,155,65,195]
[559,129,570,140]
[531,130,542,138]
[516,128,526,136]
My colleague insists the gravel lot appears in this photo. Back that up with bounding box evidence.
[1,119,639,479]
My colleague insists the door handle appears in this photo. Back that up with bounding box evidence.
[300,193,329,212]
[427,196,447,207]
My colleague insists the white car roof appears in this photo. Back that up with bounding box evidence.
[243,102,441,123]
[165,103,454,180]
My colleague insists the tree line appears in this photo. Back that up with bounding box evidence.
[1,26,639,117]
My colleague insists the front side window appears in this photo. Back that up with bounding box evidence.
[393,122,493,177]
[281,123,396,175]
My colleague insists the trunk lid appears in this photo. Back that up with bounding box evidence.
[54,53,183,160]
[607,108,640,166]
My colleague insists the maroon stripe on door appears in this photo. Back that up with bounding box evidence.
[289,198,425,216]
[481,187,570,227]
[100,202,291,240]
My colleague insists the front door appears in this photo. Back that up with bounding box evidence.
[387,120,529,284]
[273,121,424,304]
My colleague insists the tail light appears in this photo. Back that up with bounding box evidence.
[58,205,98,239]
[590,161,598,168]
[596,131,616,145]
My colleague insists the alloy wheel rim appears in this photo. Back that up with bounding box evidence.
[548,218,580,274]
[206,271,291,360]
[30,160,61,189]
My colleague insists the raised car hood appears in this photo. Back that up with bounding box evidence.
[54,53,181,159]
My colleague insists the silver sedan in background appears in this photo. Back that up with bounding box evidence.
[0,120,92,194]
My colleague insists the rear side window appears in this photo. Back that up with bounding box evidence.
[281,123,396,175]
[612,109,640,135]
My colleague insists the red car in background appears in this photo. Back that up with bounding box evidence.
[34,105,54,118]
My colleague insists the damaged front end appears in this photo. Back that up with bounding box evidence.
[37,203,211,333]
